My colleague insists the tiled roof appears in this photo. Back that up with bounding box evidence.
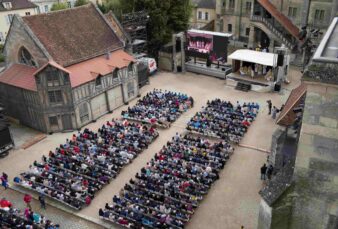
[258,0,300,39]
[105,11,131,43]
[0,0,37,11]
[277,83,307,126]
[22,4,123,67]
[66,49,135,88]
[192,0,216,9]
[0,64,37,91]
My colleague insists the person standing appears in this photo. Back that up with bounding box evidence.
[39,193,46,209]
[267,100,272,115]
[1,172,8,190]
[23,194,32,209]
[272,106,278,119]
[260,164,267,180]
[267,165,274,180]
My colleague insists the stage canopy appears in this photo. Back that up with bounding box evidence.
[188,29,233,38]
[228,49,278,67]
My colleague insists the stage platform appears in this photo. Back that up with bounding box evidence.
[185,60,232,79]
[226,72,274,93]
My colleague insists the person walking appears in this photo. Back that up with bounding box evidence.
[39,193,46,209]
[267,100,272,115]
[260,164,267,180]
[1,172,8,190]
[23,194,32,209]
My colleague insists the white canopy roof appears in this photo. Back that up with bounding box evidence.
[188,29,233,37]
[228,49,277,67]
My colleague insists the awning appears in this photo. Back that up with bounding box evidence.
[277,83,307,126]
[228,49,277,67]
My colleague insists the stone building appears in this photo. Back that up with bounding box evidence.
[258,17,338,229]
[215,0,338,51]
[0,4,139,133]
[0,0,38,43]
[190,0,216,29]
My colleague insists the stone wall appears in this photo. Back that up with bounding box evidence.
[4,16,49,68]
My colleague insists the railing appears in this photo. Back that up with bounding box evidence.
[250,15,295,49]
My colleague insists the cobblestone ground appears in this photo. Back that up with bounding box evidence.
[0,188,103,229]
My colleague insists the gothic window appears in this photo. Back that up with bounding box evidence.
[18,47,36,67]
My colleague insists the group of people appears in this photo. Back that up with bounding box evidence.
[0,197,57,229]
[121,89,194,128]
[260,163,274,180]
[99,134,234,229]
[15,120,159,210]
[187,99,259,143]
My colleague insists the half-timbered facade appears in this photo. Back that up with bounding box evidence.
[0,4,139,133]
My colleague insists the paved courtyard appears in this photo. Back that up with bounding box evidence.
[0,68,302,229]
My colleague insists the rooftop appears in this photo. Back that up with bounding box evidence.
[0,0,37,11]
[0,64,37,91]
[191,0,216,9]
[22,4,123,67]
[312,17,338,64]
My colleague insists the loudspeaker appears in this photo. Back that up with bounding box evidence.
[277,54,284,66]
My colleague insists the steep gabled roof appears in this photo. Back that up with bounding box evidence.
[22,4,123,67]
[0,0,37,11]
[277,83,307,126]
[0,64,37,91]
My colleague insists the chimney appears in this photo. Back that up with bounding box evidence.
[105,51,111,60]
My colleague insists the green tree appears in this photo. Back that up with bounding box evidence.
[50,2,68,11]
[74,0,89,7]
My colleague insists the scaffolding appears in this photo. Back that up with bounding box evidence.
[121,10,149,54]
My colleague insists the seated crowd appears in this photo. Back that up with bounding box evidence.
[0,198,58,228]
[99,134,233,228]
[15,120,159,210]
[187,99,259,143]
[121,89,194,128]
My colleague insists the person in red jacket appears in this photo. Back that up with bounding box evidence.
[0,198,12,208]
[23,194,32,209]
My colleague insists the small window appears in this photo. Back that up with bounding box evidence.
[205,12,209,21]
[288,7,297,17]
[245,2,251,14]
[49,116,58,126]
[95,76,102,87]
[113,70,118,79]
[67,1,71,8]
[25,12,30,16]
[222,0,225,7]
[44,5,49,12]
[7,14,13,25]
[245,27,250,36]
[228,24,232,33]
[48,90,63,103]
[229,0,235,9]
[127,81,134,98]
[314,9,325,21]
[47,74,59,87]
[198,11,202,20]
[3,2,12,9]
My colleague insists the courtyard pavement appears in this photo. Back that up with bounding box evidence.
[0,67,302,229]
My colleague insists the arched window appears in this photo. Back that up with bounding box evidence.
[18,47,36,67]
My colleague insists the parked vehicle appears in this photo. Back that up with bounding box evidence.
[134,54,157,75]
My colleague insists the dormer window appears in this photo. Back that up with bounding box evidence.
[3,2,12,9]
[95,75,102,87]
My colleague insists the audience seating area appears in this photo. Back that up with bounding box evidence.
[99,134,234,229]
[121,89,194,128]
[187,99,259,143]
[15,120,159,210]
[0,199,58,228]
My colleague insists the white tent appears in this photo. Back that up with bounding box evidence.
[228,49,277,67]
